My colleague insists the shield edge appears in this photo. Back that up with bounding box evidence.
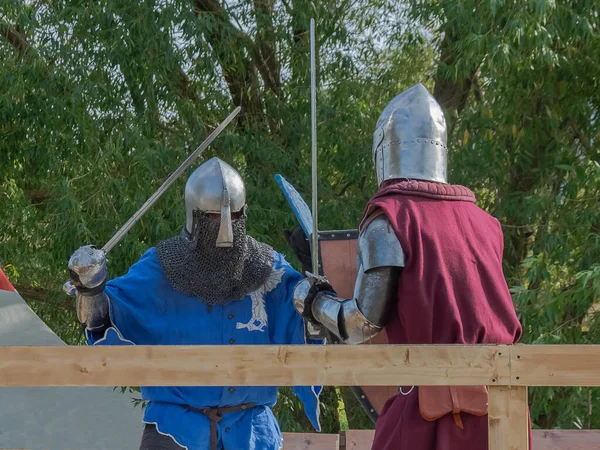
[274,174,313,238]
[275,173,382,424]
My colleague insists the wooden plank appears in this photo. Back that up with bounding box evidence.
[512,345,600,386]
[0,345,508,387]
[344,430,375,450]
[344,430,600,450]
[278,430,600,450]
[488,386,529,450]
[282,432,339,450]
[532,430,600,450]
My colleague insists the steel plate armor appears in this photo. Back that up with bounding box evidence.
[68,245,110,331]
[372,83,448,185]
[296,214,404,344]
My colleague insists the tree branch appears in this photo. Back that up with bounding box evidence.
[289,1,309,84]
[433,30,481,135]
[24,189,51,207]
[252,0,282,97]
[0,21,31,56]
[14,285,75,311]
[472,74,484,103]
[172,67,199,103]
[192,0,265,127]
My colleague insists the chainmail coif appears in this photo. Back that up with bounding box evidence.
[155,212,274,305]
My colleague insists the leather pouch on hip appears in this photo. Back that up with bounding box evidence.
[418,386,488,429]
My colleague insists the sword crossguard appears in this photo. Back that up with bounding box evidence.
[303,271,329,284]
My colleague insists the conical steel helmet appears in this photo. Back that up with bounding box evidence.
[184,157,246,247]
[372,83,448,185]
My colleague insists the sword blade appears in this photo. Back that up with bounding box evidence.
[102,106,240,254]
[63,106,240,296]
[310,18,319,276]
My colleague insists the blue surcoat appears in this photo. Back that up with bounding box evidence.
[87,247,322,450]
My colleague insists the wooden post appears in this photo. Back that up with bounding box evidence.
[488,386,529,450]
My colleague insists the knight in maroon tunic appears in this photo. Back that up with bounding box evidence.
[292,83,529,450]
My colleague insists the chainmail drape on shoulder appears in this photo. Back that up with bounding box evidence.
[156,213,274,305]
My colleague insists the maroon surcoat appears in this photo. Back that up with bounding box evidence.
[362,180,529,450]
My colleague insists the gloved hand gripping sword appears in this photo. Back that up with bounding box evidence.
[65,107,241,330]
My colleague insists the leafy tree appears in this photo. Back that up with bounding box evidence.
[1,0,599,433]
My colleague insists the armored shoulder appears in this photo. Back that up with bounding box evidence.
[358,214,405,271]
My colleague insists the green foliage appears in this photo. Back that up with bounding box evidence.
[1,0,599,434]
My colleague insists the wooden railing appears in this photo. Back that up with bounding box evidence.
[281,430,600,449]
[1,344,599,450]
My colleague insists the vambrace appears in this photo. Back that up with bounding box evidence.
[311,266,400,345]
[311,213,403,345]
[75,291,110,332]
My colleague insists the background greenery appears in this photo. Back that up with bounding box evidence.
[1,0,599,433]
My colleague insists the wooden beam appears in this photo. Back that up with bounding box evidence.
[5,344,600,389]
[511,345,600,386]
[488,386,529,450]
[0,344,507,387]
[278,430,600,450]
[282,432,340,449]
[344,430,375,450]
[532,430,600,450]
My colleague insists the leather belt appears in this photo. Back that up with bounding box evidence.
[186,402,255,450]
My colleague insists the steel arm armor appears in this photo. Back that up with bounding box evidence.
[75,291,110,331]
[311,215,404,344]
[68,245,111,332]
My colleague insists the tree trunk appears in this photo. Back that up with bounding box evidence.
[191,0,265,128]
[433,30,481,136]
[0,21,31,56]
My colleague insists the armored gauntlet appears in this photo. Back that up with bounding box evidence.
[68,245,110,331]
[292,215,403,344]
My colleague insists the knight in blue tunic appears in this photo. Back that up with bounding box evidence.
[67,157,322,450]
